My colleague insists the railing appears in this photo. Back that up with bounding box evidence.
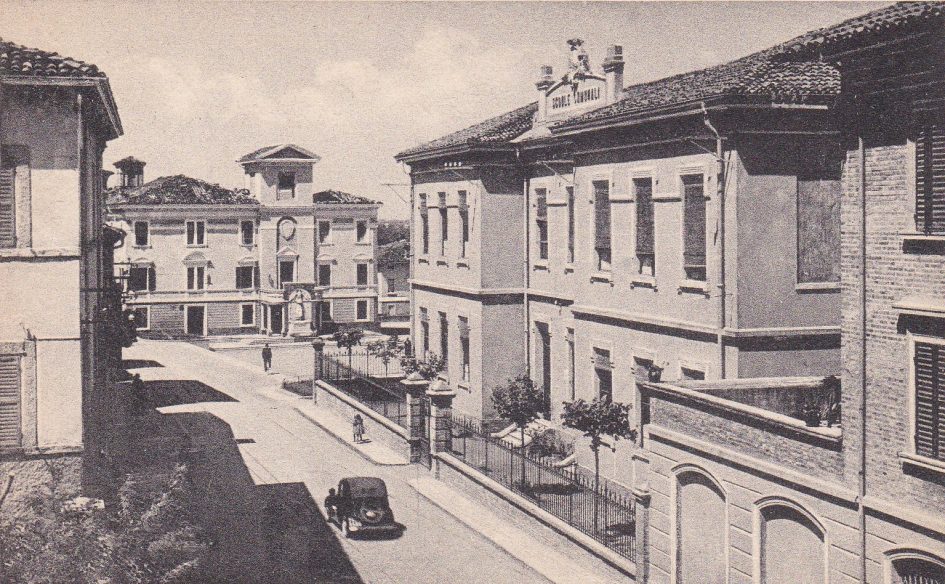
[445,413,636,561]
[315,351,408,428]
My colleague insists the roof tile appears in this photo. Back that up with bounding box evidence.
[0,38,105,78]
[107,175,258,206]
[313,189,378,205]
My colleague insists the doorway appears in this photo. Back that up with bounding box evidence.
[270,304,284,335]
[185,306,205,336]
[536,322,552,419]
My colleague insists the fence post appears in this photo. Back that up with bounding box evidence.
[426,379,455,478]
[632,451,651,581]
[401,373,429,464]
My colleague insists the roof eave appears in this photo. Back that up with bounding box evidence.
[1,75,123,140]
[395,141,519,164]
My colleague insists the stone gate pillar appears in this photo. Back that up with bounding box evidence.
[401,372,429,464]
[427,379,455,477]
[632,452,652,582]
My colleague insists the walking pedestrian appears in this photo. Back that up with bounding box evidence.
[262,343,273,372]
[352,413,364,443]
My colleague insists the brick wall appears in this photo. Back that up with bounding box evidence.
[145,303,183,338]
[207,301,249,335]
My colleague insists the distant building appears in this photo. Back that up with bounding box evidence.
[107,145,381,337]
[377,239,410,334]
[0,39,122,461]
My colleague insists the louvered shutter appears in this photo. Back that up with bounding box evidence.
[593,181,611,250]
[683,176,706,273]
[916,125,945,235]
[914,341,944,461]
[0,162,15,248]
[149,267,157,291]
[635,179,655,256]
[0,356,21,451]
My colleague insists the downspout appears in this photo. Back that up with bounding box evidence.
[857,133,868,584]
[405,163,416,355]
[702,103,727,378]
[518,146,531,375]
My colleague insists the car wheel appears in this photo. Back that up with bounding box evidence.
[341,519,352,539]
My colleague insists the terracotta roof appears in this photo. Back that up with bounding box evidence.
[0,38,105,78]
[395,102,538,160]
[237,144,320,164]
[555,46,839,131]
[313,189,378,205]
[779,1,945,55]
[107,175,258,206]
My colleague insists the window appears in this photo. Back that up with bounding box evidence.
[134,221,149,247]
[319,263,331,286]
[566,187,575,263]
[420,308,430,357]
[439,311,449,369]
[798,149,841,283]
[186,266,205,290]
[891,554,945,584]
[356,220,368,242]
[128,266,155,292]
[0,355,22,451]
[916,125,945,235]
[439,192,448,255]
[132,306,150,330]
[759,502,826,584]
[535,188,548,261]
[459,191,469,258]
[680,366,705,381]
[240,304,255,326]
[277,171,296,200]
[635,178,655,276]
[634,356,654,383]
[459,317,470,382]
[567,329,575,400]
[682,174,706,281]
[356,262,368,286]
[536,322,551,417]
[320,301,332,323]
[279,260,295,286]
[235,266,256,289]
[594,348,612,403]
[319,220,331,243]
[913,338,945,462]
[593,180,611,271]
[419,194,430,255]
[240,221,254,246]
[356,299,369,321]
[186,220,205,246]
[0,154,16,248]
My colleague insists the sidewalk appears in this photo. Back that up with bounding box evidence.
[409,477,618,584]
[293,400,408,466]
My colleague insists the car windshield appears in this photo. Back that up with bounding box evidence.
[357,497,386,507]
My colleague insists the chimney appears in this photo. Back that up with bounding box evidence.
[602,45,624,104]
[114,156,146,187]
[535,65,555,123]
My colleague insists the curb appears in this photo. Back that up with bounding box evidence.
[293,405,408,466]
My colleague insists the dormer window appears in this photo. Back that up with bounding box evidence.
[277,171,296,200]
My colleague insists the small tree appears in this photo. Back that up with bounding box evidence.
[400,352,444,382]
[561,398,636,530]
[332,328,364,376]
[492,375,544,490]
[367,335,401,378]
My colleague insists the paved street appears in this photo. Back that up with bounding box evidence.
[124,339,549,584]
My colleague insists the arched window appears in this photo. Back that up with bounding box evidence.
[888,550,945,584]
[674,465,727,584]
[756,499,826,584]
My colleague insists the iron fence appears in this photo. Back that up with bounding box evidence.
[315,351,408,429]
[446,413,636,561]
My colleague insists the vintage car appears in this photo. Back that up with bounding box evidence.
[326,477,398,538]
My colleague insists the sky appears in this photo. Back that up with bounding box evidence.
[3,1,886,219]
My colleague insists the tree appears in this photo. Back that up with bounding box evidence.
[400,352,444,382]
[367,335,401,378]
[491,375,545,490]
[561,397,636,531]
[332,328,364,377]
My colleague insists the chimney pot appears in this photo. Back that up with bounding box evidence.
[606,45,624,62]
[602,45,625,105]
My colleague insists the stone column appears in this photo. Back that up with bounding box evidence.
[401,372,429,464]
[426,379,456,478]
[632,452,652,583]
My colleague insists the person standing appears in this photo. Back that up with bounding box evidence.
[352,413,364,443]
[403,338,413,358]
[262,343,273,372]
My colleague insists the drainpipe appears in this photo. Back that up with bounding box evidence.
[702,103,727,378]
[405,164,416,355]
[857,133,868,584]
[518,146,531,375]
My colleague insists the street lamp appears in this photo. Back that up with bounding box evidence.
[311,337,325,403]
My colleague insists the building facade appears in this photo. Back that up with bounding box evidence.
[108,145,381,338]
[0,39,122,460]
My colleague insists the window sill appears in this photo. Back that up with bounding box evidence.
[240,243,256,249]
[899,451,945,475]
[418,257,430,265]
[902,233,945,254]
[319,241,334,246]
[901,232,945,241]
[436,258,449,267]
[563,263,574,274]
[186,244,208,248]
[631,275,657,289]
[533,260,549,271]
[590,272,613,284]
[355,242,372,246]
[456,260,470,269]
[796,281,841,293]
[457,381,470,392]
[132,244,152,250]
[678,279,709,295]
[240,324,256,328]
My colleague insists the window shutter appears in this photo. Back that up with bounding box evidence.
[635,179,655,255]
[0,162,15,248]
[915,125,945,235]
[535,189,547,219]
[458,318,470,339]
[594,181,611,249]
[683,177,706,269]
[148,267,157,291]
[914,342,944,461]
[0,355,21,451]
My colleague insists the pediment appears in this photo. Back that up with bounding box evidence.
[276,246,299,258]
[182,250,209,265]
